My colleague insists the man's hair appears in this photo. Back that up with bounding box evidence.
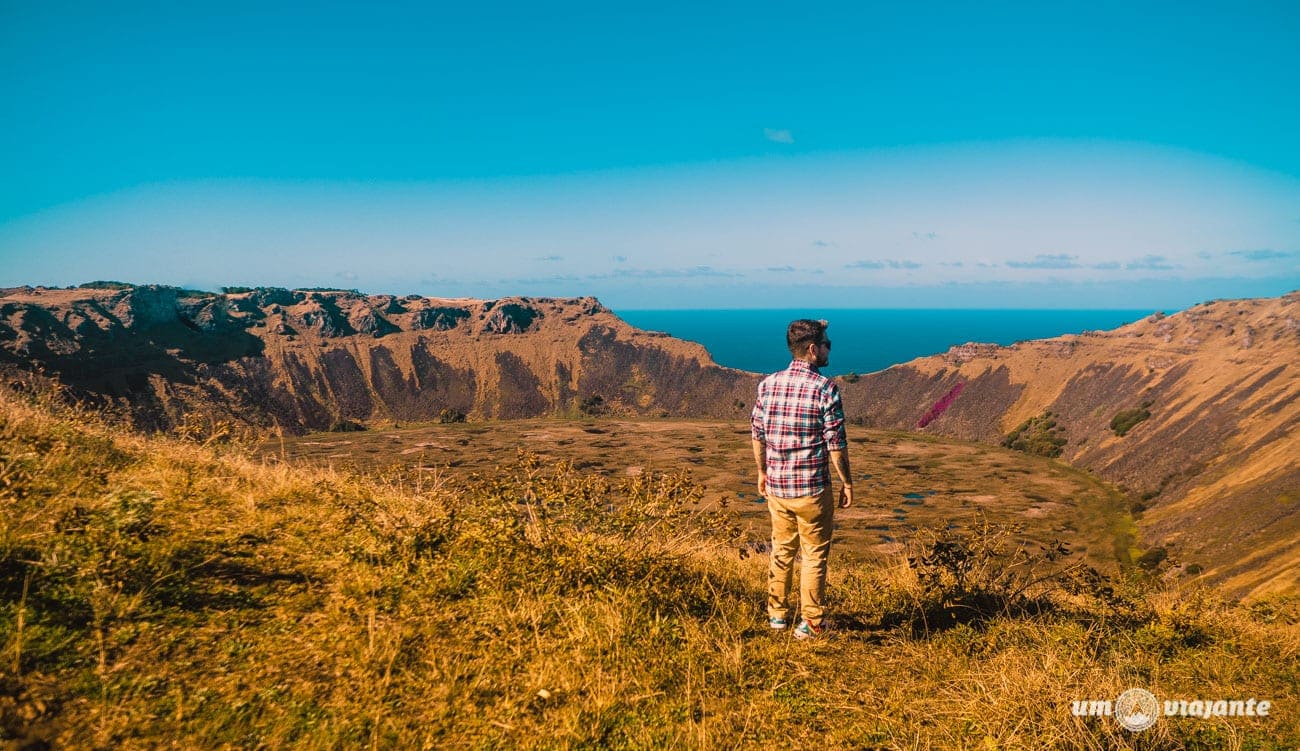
[787,318,828,356]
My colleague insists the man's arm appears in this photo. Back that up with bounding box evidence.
[751,439,767,497]
[824,385,853,508]
[830,448,853,508]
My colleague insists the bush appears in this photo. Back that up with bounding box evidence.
[1137,546,1168,571]
[1001,412,1067,457]
[881,517,1149,636]
[437,408,466,424]
[327,419,365,432]
[1110,407,1151,437]
[578,395,607,417]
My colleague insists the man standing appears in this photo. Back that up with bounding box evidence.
[750,319,853,640]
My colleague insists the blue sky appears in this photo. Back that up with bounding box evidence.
[2,1,1298,308]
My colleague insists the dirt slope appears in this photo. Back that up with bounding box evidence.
[842,292,1300,598]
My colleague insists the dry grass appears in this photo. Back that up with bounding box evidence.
[1,382,1297,749]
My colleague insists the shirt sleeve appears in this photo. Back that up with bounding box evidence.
[822,383,847,450]
[750,384,767,442]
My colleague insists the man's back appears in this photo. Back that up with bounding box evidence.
[751,359,846,499]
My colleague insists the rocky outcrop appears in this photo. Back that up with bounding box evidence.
[0,284,756,434]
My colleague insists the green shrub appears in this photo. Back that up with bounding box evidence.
[1001,412,1067,458]
[1110,407,1151,437]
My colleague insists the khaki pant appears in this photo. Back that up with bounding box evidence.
[767,486,835,626]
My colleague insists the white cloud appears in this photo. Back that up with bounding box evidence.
[1006,253,1081,269]
[1126,254,1178,270]
[1228,249,1296,262]
[764,128,794,144]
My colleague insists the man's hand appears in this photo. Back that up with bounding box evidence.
[839,484,854,508]
[757,471,767,498]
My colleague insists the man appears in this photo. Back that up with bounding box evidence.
[750,319,853,640]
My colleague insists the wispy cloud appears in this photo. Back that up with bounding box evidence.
[536,255,564,262]
[846,259,922,270]
[812,240,835,247]
[600,266,744,279]
[1228,249,1296,261]
[337,270,359,281]
[1126,254,1177,270]
[1006,253,1080,269]
[613,255,628,263]
[939,261,964,268]
[1090,261,1121,270]
[515,273,584,284]
[912,231,939,240]
[764,128,794,144]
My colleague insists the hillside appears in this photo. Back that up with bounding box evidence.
[0,284,756,432]
[843,293,1300,600]
[2,284,1296,600]
[1,382,1297,749]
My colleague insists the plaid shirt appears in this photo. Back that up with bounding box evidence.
[751,359,848,499]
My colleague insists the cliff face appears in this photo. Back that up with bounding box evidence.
[0,285,757,431]
[842,292,1300,599]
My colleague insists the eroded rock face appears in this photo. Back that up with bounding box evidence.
[411,307,470,331]
[0,286,753,433]
[482,303,539,334]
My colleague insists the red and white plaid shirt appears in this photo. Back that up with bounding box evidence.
[751,359,848,499]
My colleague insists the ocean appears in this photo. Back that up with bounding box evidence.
[615,309,1155,377]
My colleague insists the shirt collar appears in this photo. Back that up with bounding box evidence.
[788,359,820,375]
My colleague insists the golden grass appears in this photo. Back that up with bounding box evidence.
[1,383,1297,749]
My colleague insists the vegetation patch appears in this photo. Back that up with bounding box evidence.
[1001,410,1067,457]
[1110,404,1152,436]
[76,280,135,290]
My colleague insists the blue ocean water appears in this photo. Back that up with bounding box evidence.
[615,309,1155,377]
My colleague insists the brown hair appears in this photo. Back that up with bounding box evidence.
[786,318,828,357]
